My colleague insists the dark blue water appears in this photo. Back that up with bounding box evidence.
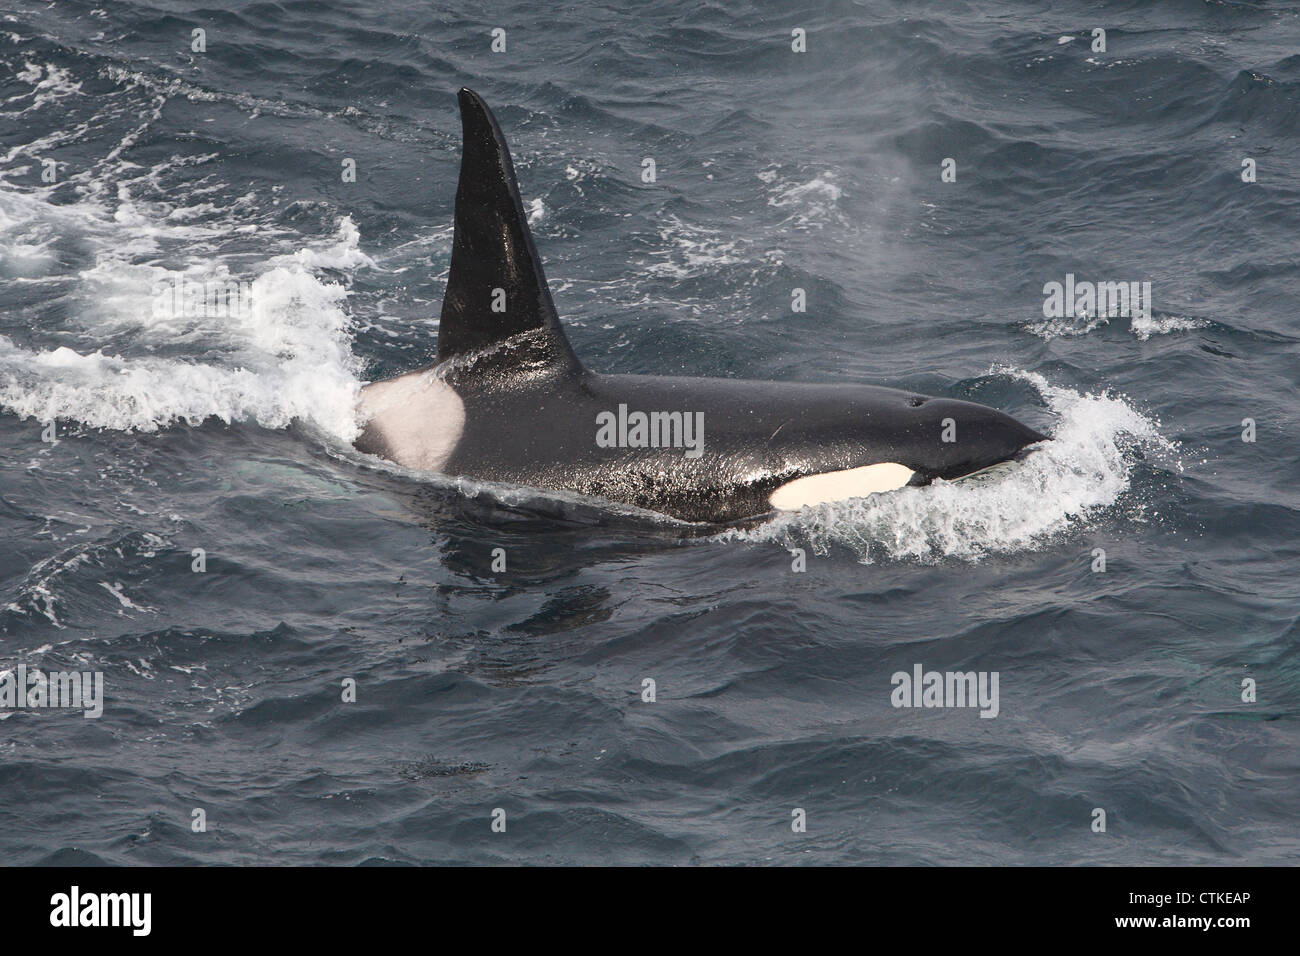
[1,0,1297,865]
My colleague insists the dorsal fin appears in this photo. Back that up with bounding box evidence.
[435,88,581,379]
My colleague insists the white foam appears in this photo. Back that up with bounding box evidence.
[1024,313,1111,339]
[644,214,750,278]
[721,369,1179,563]
[0,68,381,447]
[1025,311,1207,341]
[99,580,154,612]
[0,189,370,441]
[1129,313,1206,341]
[276,216,376,272]
[1,61,83,117]
[764,168,845,231]
[769,172,842,207]
[2,547,91,626]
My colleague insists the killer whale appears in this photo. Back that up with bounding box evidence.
[355,88,1048,524]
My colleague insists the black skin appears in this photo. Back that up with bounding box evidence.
[357,360,1048,524]
[355,88,1048,524]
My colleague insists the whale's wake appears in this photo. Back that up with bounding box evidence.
[0,175,369,444]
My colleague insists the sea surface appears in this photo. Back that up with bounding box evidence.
[1,0,1297,865]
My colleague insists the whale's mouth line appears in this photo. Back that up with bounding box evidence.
[948,459,1021,485]
[903,439,1050,489]
[954,440,1052,484]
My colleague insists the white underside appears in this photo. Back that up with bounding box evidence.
[769,462,915,510]
[358,370,465,472]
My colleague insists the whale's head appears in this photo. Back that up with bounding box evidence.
[761,387,1049,512]
[892,394,1049,483]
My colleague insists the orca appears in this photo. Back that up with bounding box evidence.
[355,88,1048,524]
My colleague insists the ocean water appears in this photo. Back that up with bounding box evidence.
[1,0,1297,865]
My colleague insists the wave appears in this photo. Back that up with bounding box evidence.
[1025,311,1208,341]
